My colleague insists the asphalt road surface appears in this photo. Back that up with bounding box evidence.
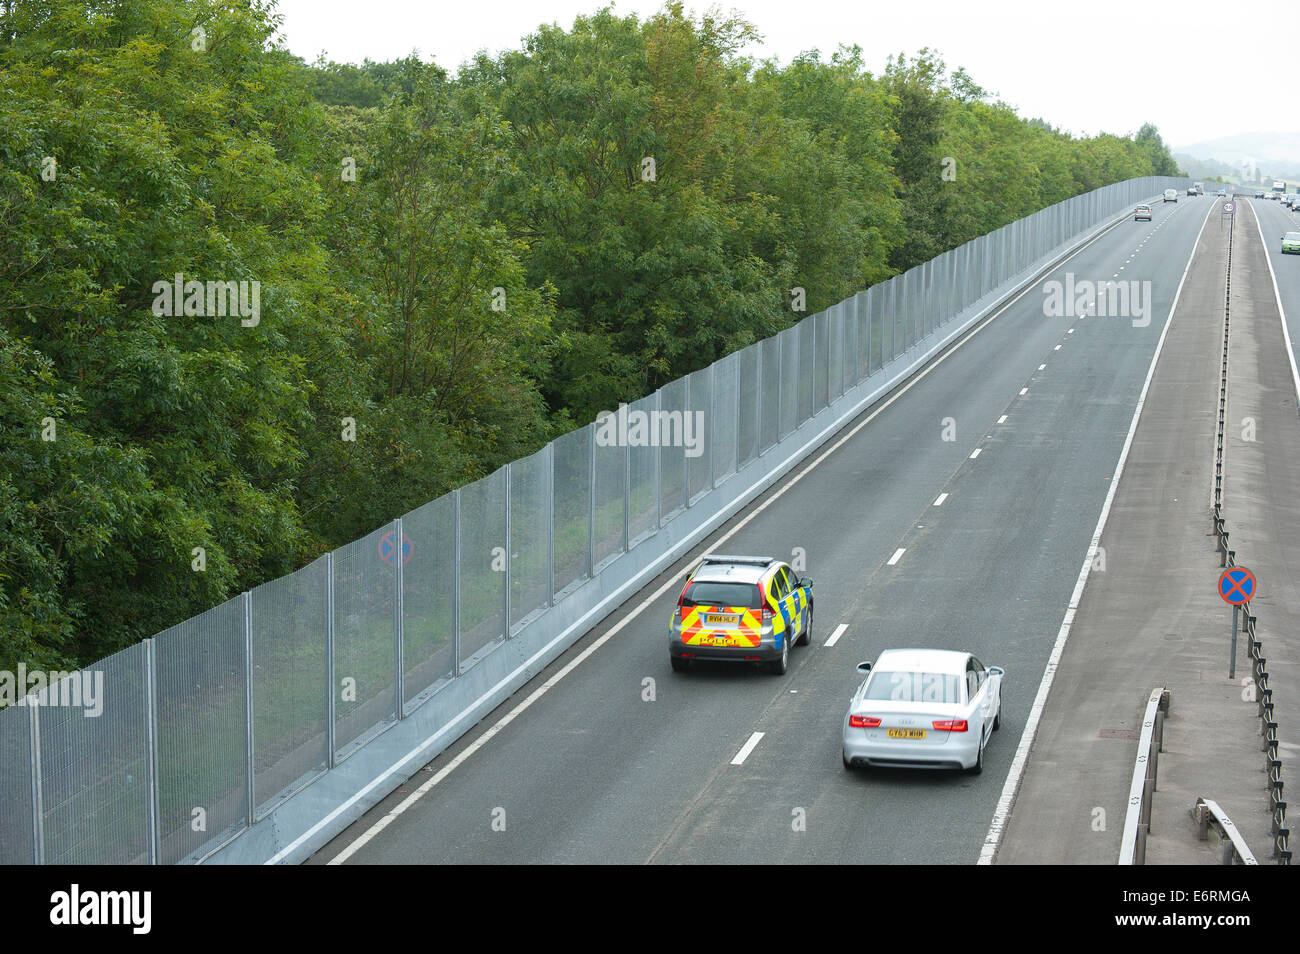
[310,195,1215,865]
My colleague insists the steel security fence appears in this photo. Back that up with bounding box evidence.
[0,176,1189,864]
[251,556,328,816]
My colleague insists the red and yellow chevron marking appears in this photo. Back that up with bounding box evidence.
[680,605,762,647]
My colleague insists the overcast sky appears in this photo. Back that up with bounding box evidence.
[269,0,1287,150]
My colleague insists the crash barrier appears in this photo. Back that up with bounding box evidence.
[1210,217,1291,864]
[0,176,1191,865]
[1193,797,1258,865]
[1119,688,1170,865]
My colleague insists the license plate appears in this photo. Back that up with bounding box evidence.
[705,613,737,626]
[886,728,926,740]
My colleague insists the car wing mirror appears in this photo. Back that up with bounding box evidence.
[800,577,812,588]
[856,662,872,674]
[988,665,1005,677]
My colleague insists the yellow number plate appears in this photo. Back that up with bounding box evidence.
[886,728,926,740]
[705,614,737,626]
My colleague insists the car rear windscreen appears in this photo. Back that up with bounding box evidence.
[683,581,762,608]
[864,671,966,704]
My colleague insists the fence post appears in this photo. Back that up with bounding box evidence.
[394,517,405,714]
[503,468,512,636]
[29,695,44,865]
[325,554,336,767]
[653,390,662,529]
[453,489,463,675]
[587,426,596,575]
[243,590,256,821]
[143,637,160,864]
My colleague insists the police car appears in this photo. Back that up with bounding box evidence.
[669,555,813,674]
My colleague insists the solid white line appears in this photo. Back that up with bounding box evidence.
[969,447,982,458]
[977,194,1217,865]
[323,196,1152,866]
[731,732,764,765]
[825,623,848,648]
[887,548,906,565]
[1245,201,1300,404]
[997,415,1007,424]
[933,492,948,506]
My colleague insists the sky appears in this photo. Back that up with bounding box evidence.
[268,0,1292,152]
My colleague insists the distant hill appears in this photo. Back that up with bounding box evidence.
[1174,131,1300,180]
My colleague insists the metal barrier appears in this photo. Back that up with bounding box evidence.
[1209,214,1291,864]
[1119,687,1170,865]
[1194,797,1258,865]
[0,176,1193,865]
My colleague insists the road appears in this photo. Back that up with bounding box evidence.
[309,194,1215,865]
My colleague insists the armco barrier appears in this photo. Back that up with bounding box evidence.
[0,176,1190,865]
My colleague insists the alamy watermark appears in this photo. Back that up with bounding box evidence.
[0,665,103,717]
[150,272,260,327]
[595,402,705,458]
[1042,273,1151,328]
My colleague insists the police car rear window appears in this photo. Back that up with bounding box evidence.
[683,581,762,608]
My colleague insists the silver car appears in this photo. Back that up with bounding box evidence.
[841,648,1003,773]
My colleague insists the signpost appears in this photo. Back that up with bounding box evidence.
[1218,566,1256,678]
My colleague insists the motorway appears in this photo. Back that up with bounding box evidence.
[310,194,1219,865]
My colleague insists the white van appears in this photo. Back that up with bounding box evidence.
[1163,189,1178,203]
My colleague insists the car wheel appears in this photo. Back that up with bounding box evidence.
[797,608,813,647]
[670,656,689,672]
[993,702,1001,731]
[768,638,789,675]
[965,732,984,774]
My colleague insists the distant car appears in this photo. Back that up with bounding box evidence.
[1186,187,1196,196]
[669,554,813,674]
[1256,191,1266,199]
[1163,189,1178,203]
[1134,205,1152,221]
[842,649,1004,773]
[1282,232,1300,254]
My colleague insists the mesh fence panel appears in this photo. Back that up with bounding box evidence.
[798,317,814,423]
[628,392,658,544]
[552,428,592,594]
[402,492,456,704]
[333,526,397,757]
[813,310,829,412]
[507,448,549,629]
[38,642,149,864]
[251,555,328,815]
[0,703,34,864]
[687,367,712,499]
[737,343,760,466]
[713,351,738,480]
[827,305,843,401]
[154,595,247,863]
[778,326,798,439]
[842,298,856,392]
[659,379,687,519]
[760,336,780,451]
[593,422,627,570]
[858,290,873,378]
[459,467,508,660]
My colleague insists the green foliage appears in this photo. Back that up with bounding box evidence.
[0,0,1183,676]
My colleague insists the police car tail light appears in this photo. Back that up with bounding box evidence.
[849,715,881,728]
[677,581,691,607]
[758,585,771,621]
[932,719,968,732]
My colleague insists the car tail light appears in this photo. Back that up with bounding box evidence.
[759,585,772,623]
[677,581,691,607]
[932,719,968,732]
[849,715,881,728]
